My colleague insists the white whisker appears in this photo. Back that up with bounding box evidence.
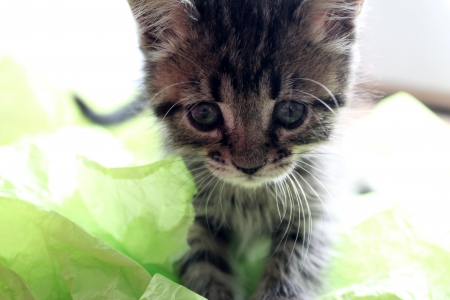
[296,160,339,183]
[292,167,335,223]
[284,173,304,272]
[219,181,231,229]
[287,171,312,275]
[297,90,338,117]
[204,171,225,249]
[292,77,340,109]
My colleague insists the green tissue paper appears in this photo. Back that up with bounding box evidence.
[0,57,199,299]
[322,93,450,299]
[1,57,449,299]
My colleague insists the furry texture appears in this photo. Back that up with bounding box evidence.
[126,0,364,299]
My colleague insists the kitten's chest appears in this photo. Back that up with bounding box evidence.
[200,187,285,239]
[191,161,333,242]
[228,192,278,239]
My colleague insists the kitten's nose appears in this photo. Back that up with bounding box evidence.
[234,162,265,175]
[232,153,266,175]
[240,167,260,175]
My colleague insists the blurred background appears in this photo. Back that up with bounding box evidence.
[358,0,450,112]
[0,0,449,112]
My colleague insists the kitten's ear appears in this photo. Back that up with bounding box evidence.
[296,0,364,50]
[127,0,198,52]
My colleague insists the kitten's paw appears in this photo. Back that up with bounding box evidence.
[249,294,294,300]
[201,287,235,300]
[183,274,235,300]
[249,289,305,300]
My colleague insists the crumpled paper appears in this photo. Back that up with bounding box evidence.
[1,57,449,299]
[322,93,450,299]
[0,57,202,299]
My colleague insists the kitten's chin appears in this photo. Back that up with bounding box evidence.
[222,176,268,189]
[213,172,290,189]
[205,160,296,189]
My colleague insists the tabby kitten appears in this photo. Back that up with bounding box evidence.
[109,0,363,299]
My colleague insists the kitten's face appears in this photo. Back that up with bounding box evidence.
[135,0,358,188]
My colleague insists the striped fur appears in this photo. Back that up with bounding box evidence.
[127,0,364,299]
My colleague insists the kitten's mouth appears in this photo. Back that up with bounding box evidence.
[215,168,291,188]
[242,174,258,181]
[225,175,267,188]
[206,159,295,188]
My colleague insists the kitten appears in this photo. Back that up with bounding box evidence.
[78,0,364,299]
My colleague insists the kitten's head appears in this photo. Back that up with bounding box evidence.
[129,0,363,188]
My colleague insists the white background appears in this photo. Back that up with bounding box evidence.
[1,0,449,108]
[359,0,450,107]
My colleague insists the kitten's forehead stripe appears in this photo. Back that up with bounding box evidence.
[218,55,235,75]
[270,74,282,100]
[209,75,222,102]
[195,0,303,98]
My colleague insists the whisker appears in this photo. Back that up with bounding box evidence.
[284,177,296,252]
[161,94,195,122]
[296,90,338,117]
[169,167,209,200]
[204,170,226,248]
[284,173,304,272]
[292,167,335,223]
[293,77,340,109]
[276,175,293,252]
[269,174,291,258]
[270,183,282,221]
[195,174,217,207]
[296,160,340,183]
[219,181,231,229]
[286,171,312,275]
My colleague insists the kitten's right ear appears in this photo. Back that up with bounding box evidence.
[296,0,364,51]
[127,0,198,53]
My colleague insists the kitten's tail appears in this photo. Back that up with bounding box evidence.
[73,94,146,125]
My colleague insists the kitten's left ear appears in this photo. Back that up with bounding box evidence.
[127,0,199,53]
[296,0,365,50]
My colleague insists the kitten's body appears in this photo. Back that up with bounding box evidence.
[183,153,338,299]
[79,0,364,299]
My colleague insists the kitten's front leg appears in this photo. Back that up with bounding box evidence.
[179,215,236,300]
[250,222,330,300]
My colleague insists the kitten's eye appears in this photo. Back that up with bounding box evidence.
[273,101,306,129]
[189,102,222,131]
